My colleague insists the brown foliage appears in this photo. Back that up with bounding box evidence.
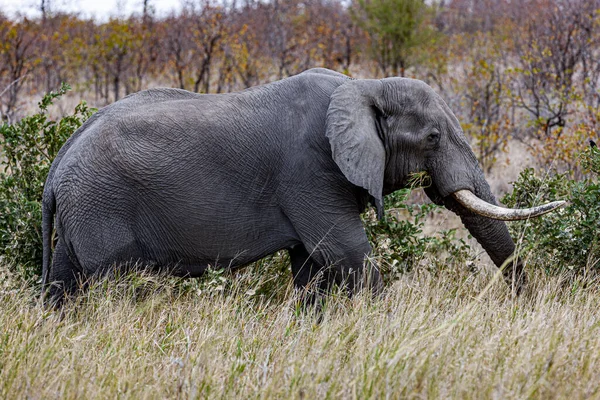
[0,0,598,173]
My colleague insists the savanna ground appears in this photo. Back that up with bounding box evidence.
[2,259,600,399]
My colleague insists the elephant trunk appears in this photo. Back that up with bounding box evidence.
[454,201,527,293]
[425,172,529,293]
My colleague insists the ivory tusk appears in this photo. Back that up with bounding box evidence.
[452,189,566,221]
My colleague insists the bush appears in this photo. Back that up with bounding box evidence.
[502,145,600,275]
[0,84,95,281]
[364,185,474,282]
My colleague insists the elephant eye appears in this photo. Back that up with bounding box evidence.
[427,130,441,145]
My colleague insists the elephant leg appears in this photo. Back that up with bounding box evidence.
[289,244,327,303]
[289,243,341,318]
[44,240,84,308]
[288,242,383,318]
[289,244,323,289]
[323,245,383,298]
[287,208,383,297]
[503,259,527,295]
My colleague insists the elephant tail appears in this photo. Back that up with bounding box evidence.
[41,184,56,302]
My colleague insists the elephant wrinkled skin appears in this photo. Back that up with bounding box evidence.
[41,68,558,305]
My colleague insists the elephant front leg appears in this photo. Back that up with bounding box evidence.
[288,243,328,309]
[324,244,383,298]
[502,259,527,295]
[288,240,382,316]
[289,244,325,290]
[289,217,383,298]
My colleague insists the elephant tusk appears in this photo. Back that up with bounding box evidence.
[451,189,567,221]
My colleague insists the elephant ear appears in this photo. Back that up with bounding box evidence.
[325,80,386,219]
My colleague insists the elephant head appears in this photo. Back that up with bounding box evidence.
[325,78,564,289]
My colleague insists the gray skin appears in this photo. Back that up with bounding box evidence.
[41,68,524,305]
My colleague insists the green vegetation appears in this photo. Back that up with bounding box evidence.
[365,188,473,282]
[0,85,94,280]
[354,0,436,76]
[503,147,600,275]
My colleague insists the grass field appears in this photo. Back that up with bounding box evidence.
[1,261,599,399]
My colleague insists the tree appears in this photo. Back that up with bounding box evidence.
[162,2,225,93]
[190,1,225,93]
[163,13,194,90]
[97,19,136,102]
[502,0,600,172]
[354,0,433,76]
[460,35,513,173]
[0,19,39,123]
[509,0,599,138]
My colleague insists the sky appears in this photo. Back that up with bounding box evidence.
[0,0,185,20]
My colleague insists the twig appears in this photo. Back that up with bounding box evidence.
[0,76,27,99]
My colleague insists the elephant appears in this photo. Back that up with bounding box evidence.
[41,68,564,305]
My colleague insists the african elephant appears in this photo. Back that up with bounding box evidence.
[41,68,563,305]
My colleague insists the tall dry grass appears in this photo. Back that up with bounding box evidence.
[1,262,599,399]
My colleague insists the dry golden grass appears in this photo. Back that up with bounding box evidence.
[1,262,600,400]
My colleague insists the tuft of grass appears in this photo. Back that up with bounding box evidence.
[1,264,599,399]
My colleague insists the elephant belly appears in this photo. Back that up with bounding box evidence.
[146,216,298,273]
[121,200,299,275]
[65,205,298,276]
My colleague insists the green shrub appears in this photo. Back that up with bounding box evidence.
[0,84,95,281]
[365,187,474,282]
[502,146,600,275]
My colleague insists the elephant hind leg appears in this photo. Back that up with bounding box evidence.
[43,240,84,308]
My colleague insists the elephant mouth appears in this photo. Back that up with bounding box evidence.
[451,189,566,221]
